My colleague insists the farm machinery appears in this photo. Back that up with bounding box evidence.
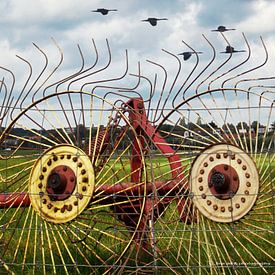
[0,33,274,274]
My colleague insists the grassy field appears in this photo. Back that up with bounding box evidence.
[0,148,274,274]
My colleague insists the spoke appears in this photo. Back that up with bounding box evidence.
[56,225,81,274]
[22,208,35,272]
[48,223,69,275]
[44,222,56,274]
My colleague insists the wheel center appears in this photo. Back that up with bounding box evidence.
[208,164,239,200]
[46,165,76,201]
[210,172,227,192]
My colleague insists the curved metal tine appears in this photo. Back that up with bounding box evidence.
[247,82,275,99]
[207,32,234,90]
[81,48,129,92]
[19,42,48,111]
[157,49,181,121]
[159,35,216,133]
[31,37,64,102]
[255,91,274,170]
[88,62,141,103]
[29,39,78,144]
[207,31,247,88]
[64,39,111,141]
[16,40,48,135]
[191,34,239,142]
[250,84,275,90]
[234,36,268,89]
[66,39,100,91]
[146,49,182,124]
[99,63,154,106]
[247,87,275,155]
[199,34,249,149]
[119,61,141,90]
[172,40,202,102]
[194,35,216,94]
[74,44,128,133]
[249,91,274,164]
[38,39,79,143]
[14,43,72,146]
[221,33,251,88]
[147,73,157,121]
[0,78,8,121]
[171,40,199,105]
[81,50,129,131]
[129,71,154,102]
[42,43,86,96]
[145,59,167,123]
[99,62,145,102]
[10,54,33,120]
[15,43,68,144]
[253,91,275,177]
[0,65,15,121]
[42,43,85,144]
[79,39,112,92]
[0,78,14,135]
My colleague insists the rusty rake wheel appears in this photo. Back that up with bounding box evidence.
[146,89,274,274]
[0,91,147,274]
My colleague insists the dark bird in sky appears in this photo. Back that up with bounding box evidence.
[141,17,168,26]
[221,46,246,54]
[211,25,236,32]
[91,8,117,15]
[178,51,203,61]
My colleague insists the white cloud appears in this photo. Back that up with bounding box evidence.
[238,0,275,34]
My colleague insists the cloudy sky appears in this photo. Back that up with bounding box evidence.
[0,0,275,122]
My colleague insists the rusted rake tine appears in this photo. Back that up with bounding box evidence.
[66,40,97,90]
[193,34,216,96]
[171,39,199,106]
[207,32,234,90]
[80,39,112,91]
[0,78,13,123]
[234,36,268,89]
[221,33,251,88]
[85,49,129,94]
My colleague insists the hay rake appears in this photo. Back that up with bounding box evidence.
[0,32,274,274]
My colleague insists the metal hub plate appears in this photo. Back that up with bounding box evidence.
[29,144,95,223]
[190,144,259,223]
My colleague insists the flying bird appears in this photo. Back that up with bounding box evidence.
[178,51,203,61]
[91,8,117,15]
[211,25,236,32]
[221,46,246,54]
[141,17,168,26]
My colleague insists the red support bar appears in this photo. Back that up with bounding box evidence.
[0,180,180,208]
[127,98,184,181]
[0,192,30,208]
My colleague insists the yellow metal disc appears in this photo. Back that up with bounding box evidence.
[29,144,95,223]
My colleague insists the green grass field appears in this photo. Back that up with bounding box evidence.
[0,148,274,274]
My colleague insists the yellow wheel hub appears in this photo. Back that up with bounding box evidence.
[29,144,95,224]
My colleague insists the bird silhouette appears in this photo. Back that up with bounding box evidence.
[91,8,117,15]
[178,51,203,61]
[220,46,246,54]
[211,25,236,32]
[141,17,168,26]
